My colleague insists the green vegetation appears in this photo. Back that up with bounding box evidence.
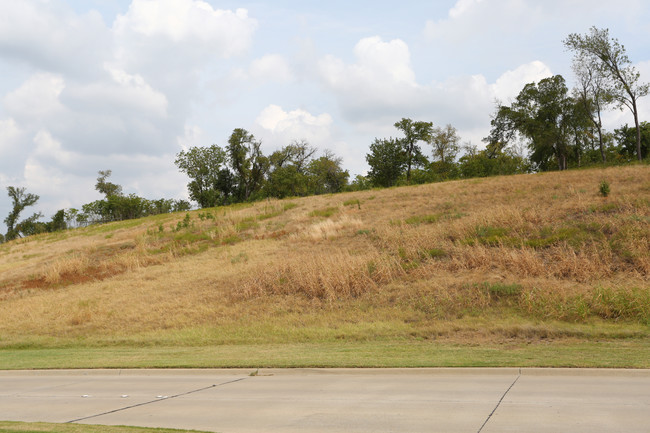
[599,179,611,197]
[0,340,648,369]
[309,207,339,218]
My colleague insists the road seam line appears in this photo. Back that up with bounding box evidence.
[65,377,246,423]
[476,368,521,433]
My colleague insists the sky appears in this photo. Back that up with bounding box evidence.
[1,0,650,231]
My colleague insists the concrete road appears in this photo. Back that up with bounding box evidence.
[1,368,649,433]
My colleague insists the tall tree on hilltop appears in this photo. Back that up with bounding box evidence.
[265,140,317,198]
[393,118,433,183]
[95,170,123,198]
[488,75,591,171]
[366,137,406,187]
[564,27,649,161]
[569,46,613,163]
[429,124,461,164]
[227,128,269,201]
[4,187,42,241]
[175,145,231,208]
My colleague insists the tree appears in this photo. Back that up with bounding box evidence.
[175,145,231,208]
[4,187,42,241]
[95,170,122,198]
[489,75,589,171]
[227,128,269,201]
[366,137,406,187]
[429,124,460,164]
[393,118,433,183]
[459,143,530,178]
[265,141,316,198]
[307,150,349,194]
[570,48,613,163]
[46,209,67,232]
[614,122,650,160]
[564,27,650,161]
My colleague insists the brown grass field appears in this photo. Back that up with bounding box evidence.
[0,165,648,368]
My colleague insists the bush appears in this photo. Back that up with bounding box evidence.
[599,179,610,197]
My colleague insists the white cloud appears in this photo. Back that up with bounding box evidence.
[62,65,169,119]
[449,0,486,18]
[0,118,22,152]
[318,35,554,130]
[491,61,554,102]
[255,104,333,145]
[319,36,424,121]
[249,55,293,83]
[113,0,257,57]
[177,124,208,151]
[3,73,66,121]
[0,1,110,77]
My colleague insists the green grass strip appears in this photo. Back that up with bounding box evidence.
[1,340,649,370]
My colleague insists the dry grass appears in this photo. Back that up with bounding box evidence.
[0,165,648,348]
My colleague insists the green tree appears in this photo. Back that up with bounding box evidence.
[614,122,650,160]
[4,186,42,241]
[393,118,433,183]
[490,75,589,171]
[430,124,460,164]
[95,170,123,198]
[459,143,530,178]
[366,137,406,187]
[175,145,231,208]
[307,150,349,194]
[227,128,269,201]
[265,141,316,198]
[46,209,67,232]
[569,46,614,163]
[564,27,650,161]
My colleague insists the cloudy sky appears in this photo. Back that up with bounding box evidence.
[1,0,649,230]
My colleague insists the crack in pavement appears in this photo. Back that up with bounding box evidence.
[65,377,247,424]
[476,369,521,433]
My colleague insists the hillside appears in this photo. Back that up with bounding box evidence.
[0,165,649,367]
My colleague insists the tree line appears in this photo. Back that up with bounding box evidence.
[1,26,648,243]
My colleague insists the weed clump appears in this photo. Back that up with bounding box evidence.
[599,179,610,197]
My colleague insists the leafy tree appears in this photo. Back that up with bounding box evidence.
[46,209,67,232]
[265,141,316,198]
[175,145,231,208]
[64,208,79,228]
[565,27,650,161]
[366,137,406,187]
[430,124,460,164]
[227,128,269,201]
[569,46,614,163]
[172,199,192,212]
[459,144,530,178]
[95,170,123,198]
[346,174,372,191]
[393,118,433,183]
[489,75,590,171]
[4,187,42,241]
[307,150,349,194]
[614,122,650,160]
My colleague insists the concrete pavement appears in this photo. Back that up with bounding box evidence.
[1,368,649,433]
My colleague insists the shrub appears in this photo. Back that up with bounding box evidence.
[599,179,610,197]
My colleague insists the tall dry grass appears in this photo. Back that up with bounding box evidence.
[0,165,648,343]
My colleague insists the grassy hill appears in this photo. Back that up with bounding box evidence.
[1,165,649,368]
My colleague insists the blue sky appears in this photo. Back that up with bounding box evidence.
[1,0,649,231]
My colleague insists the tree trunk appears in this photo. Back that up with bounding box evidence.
[633,98,642,161]
[596,111,606,163]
